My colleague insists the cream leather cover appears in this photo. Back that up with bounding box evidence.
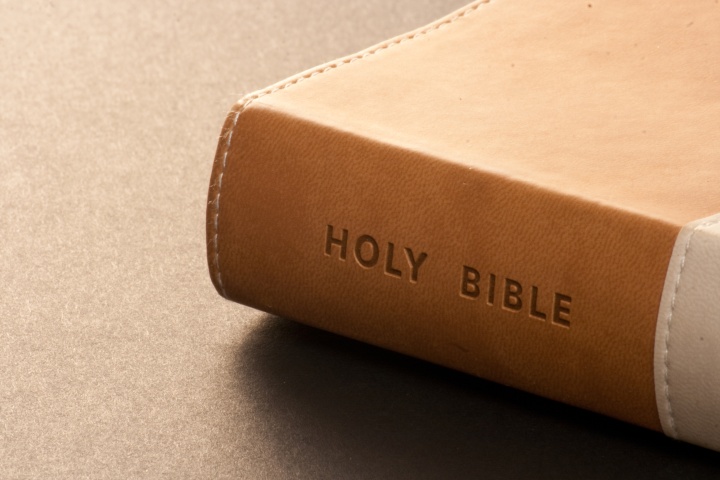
[655,216,720,450]
[207,0,720,449]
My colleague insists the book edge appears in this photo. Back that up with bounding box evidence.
[654,214,720,450]
[208,0,492,300]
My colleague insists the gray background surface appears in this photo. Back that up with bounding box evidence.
[2,1,720,477]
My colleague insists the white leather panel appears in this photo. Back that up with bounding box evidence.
[655,214,720,450]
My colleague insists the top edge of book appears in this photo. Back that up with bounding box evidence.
[242,0,720,226]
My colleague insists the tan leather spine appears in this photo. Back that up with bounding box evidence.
[210,102,680,430]
[207,0,720,433]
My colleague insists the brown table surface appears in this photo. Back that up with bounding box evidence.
[2,1,720,478]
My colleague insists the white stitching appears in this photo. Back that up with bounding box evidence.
[211,0,493,298]
[663,217,720,437]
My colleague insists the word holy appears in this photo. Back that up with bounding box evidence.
[324,225,428,283]
[460,266,571,328]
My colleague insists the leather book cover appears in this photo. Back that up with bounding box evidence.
[206,0,720,451]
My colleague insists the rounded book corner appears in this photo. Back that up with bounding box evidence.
[654,214,720,450]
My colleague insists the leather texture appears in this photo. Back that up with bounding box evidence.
[208,0,720,443]
[655,215,720,451]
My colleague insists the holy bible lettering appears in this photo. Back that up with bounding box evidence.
[323,225,571,329]
[324,225,428,283]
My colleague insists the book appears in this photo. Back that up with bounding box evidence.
[206,0,720,451]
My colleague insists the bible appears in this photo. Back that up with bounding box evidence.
[207,0,720,451]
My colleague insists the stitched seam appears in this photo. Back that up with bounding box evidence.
[211,0,493,297]
[663,217,720,438]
